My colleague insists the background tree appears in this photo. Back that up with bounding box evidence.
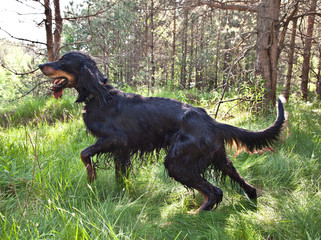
[284,17,297,101]
[300,0,317,101]
[44,0,63,61]
[1,0,321,104]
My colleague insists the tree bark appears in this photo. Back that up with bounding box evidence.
[44,0,63,61]
[301,0,317,101]
[255,0,280,105]
[190,0,258,13]
[180,8,188,89]
[53,0,62,60]
[44,0,54,61]
[188,16,194,88]
[144,1,149,86]
[171,0,177,83]
[223,33,230,84]
[213,17,221,89]
[150,0,155,89]
[316,48,321,99]
[196,14,205,90]
[284,18,297,101]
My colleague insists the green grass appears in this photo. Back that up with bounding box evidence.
[0,92,321,239]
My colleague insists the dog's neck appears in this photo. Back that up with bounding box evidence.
[84,93,95,103]
[80,84,116,104]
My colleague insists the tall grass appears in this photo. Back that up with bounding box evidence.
[0,92,321,239]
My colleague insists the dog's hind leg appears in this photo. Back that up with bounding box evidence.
[113,151,131,180]
[189,178,223,213]
[164,156,223,213]
[213,147,257,199]
[222,158,257,199]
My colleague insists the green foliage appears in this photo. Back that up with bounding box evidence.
[0,41,46,102]
[239,77,266,107]
[0,91,321,239]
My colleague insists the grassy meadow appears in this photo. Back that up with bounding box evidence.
[1,89,321,239]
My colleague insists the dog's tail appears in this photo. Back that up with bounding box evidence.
[216,97,286,153]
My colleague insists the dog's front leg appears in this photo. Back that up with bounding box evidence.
[81,146,98,183]
[81,137,128,182]
[80,138,111,182]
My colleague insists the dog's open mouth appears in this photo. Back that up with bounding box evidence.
[50,77,68,99]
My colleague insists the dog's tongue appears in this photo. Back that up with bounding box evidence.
[53,90,63,99]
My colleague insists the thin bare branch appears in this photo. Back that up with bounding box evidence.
[278,2,298,57]
[0,62,39,76]
[223,33,253,53]
[215,44,255,118]
[63,8,107,21]
[0,27,46,45]
[185,0,259,13]
[293,11,321,20]
[5,79,50,102]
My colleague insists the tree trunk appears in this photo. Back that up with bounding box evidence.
[213,27,221,88]
[213,23,221,89]
[150,0,155,90]
[316,48,321,99]
[223,33,230,84]
[196,14,205,90]
[284,18,297,101]
[255,0,280,106]
[188,16,194,88]
[44,0,62,61]
[144,2,149,86]
[53,0,62,60]
[171,0,177,82]
[44,0,54,61]
[180,8,188,89]
[301,0,317,101]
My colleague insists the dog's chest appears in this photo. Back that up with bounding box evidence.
[82,103,119,132]
[83,106,104,123]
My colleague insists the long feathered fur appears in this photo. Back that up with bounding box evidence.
[217,98,285,153]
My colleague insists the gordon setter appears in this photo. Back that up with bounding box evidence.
[39,51,285,213]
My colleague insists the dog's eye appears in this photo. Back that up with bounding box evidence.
[59,58,71,67]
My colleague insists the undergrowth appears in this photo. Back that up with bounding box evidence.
[0,91,321,239]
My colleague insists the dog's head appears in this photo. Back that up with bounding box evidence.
[39,51,107,102]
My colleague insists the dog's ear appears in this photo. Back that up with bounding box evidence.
[76,64,106,103]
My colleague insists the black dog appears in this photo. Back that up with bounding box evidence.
[39,51,285,213]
